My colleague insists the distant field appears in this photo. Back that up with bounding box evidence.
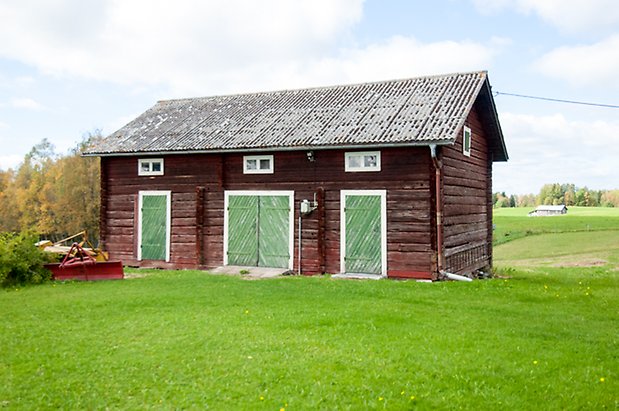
[494,230,619,267]
[494,206,619,269]
[494,206,619,218]
[493,207,619,246]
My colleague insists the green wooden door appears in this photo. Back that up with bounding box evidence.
[141,195,168,260]
[258,196,290,268]
[227,195,259,266]
[345,195,382,274]
[227,194,290,268]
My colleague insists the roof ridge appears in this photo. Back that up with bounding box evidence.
[156,70,488,103]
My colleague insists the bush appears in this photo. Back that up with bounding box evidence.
[0,232,52,287]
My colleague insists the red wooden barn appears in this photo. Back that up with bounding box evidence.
[85,71,508,280]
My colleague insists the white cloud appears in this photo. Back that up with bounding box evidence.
[10,97,45,110]
[0,0,497,97]
[313,36,495,84]
[179,35,497,96]
[535,35,619,89]
[472,0,619,33]
[493,112,619,193]
[0,0,363,88]
[0,154,22,170]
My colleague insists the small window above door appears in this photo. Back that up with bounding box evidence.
[244,155,274,174]
[138,158,164,176]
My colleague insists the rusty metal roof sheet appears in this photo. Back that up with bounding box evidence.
[85,71,507,161]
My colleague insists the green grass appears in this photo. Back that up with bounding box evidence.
[1,270,617,410]
[494,230,619,268]
[493,207,619,246]
[1,206,618,409]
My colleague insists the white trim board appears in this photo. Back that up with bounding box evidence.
[137,190,172,262]
[340,189,387,277]
[223,190,295,269]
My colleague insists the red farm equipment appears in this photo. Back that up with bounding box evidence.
[41,232,124,281]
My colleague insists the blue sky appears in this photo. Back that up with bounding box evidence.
[0,0,617,194]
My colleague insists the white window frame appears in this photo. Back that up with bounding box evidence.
[345,151,381,172]
[137,190,171,262]
[340,190,387,277]
[243,155,274,174]
[138,158,164,176]
[463,126,472,157]
[223,190,294,269]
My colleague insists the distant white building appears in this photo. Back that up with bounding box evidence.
[528,205,568,217]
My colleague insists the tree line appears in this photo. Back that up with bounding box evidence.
[0,133,101,240]
[494,183,619,208]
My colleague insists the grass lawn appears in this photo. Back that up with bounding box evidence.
[493,207,619,246]
[494,230,619,268]
[1,269,617,410]
[1,206,618,409]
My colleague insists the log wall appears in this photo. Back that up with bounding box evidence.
[441,103,494,275]
[100,146,435,278]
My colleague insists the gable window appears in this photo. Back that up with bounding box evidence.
[463,126,472,157]
[244,155,274,174]
[345,151,381,172]
[138,158,164,176]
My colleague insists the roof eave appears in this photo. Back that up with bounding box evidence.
[82,139,455,157]
[481,77,509,162]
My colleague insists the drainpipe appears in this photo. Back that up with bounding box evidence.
[441,271,473,282]
[429,144,444,273]
[298,215,302,275]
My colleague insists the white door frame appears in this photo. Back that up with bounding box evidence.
[340,190,387,277]
[223,190,295,269]
[137,190,172,262]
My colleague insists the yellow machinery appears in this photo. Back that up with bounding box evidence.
[36,231,109,262]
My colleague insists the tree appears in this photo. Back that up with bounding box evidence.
[564,187,575,206]
[509,195,516,208]
[601,190,619,207]
[0,133,101,240]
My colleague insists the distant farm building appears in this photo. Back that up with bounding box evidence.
[85,71,508,280]
[528,205,568,217]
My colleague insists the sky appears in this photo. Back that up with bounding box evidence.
[0,0,618,194]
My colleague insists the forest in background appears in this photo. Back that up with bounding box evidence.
[494,183,619,209]
[0,133,101,240]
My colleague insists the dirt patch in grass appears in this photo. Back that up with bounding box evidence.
[551,258,607,267]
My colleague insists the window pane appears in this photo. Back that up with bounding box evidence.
[364,155,377,167]
[348,155,361,168]
[259,159,271,170]
[246,159,257,170]
[141,162,150,172]
[151,162,161,172]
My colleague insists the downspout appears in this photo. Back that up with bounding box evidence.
[429,144,444,273]
[298,215,302,275]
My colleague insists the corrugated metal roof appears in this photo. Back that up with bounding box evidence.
[85,71,507,160]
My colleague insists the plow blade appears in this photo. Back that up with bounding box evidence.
[45,261,124,281]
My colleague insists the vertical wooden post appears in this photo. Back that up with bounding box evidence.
[99,158,108,252]
[218,154,225,190]
[486,155,494,270]
[317,187,326,274]
[196,186,206,267]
